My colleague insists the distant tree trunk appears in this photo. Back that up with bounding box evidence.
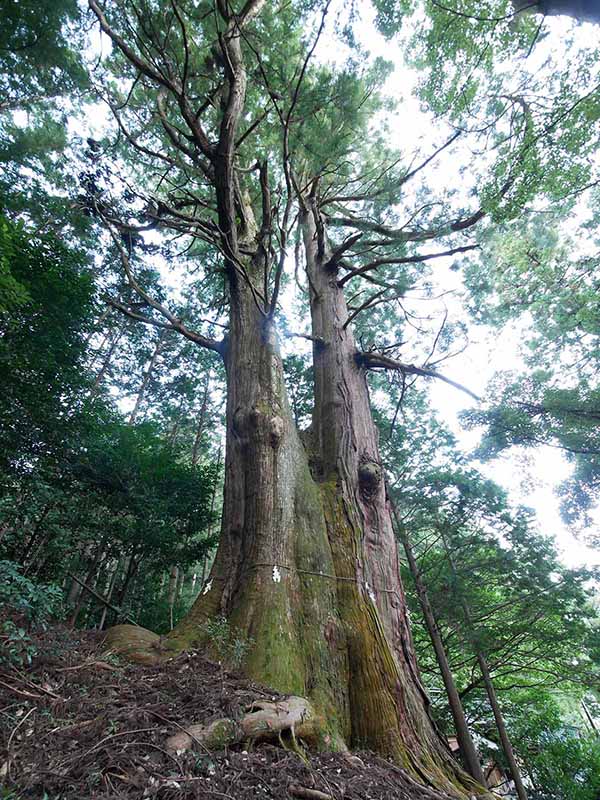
[191,373,210,466]
[21,502,54,573]
[69,548,103,628]
[67,574,82,608]
[394,511,487,786]
[116,551,139,609]
[92,321,127,395]
[440,530,528,800]
[0,521,12,548]
[176,567,185,600]
[581,699,599,735]
[167,398,186,450]
[98,561,120,631]
[167,565,179,631]
[129,329,167,424]
[83,306,111,351]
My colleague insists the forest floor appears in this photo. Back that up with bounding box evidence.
[0,622,461,800]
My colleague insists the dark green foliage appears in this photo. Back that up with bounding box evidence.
[0,560,64,667]
[0,210,96,471]
[0,0,86,111]
[507,690,600,800]
[67,420,220,569]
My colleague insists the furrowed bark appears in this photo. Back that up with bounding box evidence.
[300,198,488,796]
[98,3,489,795]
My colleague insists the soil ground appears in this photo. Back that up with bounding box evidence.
[0,623,461,799]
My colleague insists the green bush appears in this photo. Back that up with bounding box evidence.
[0,560,64,666]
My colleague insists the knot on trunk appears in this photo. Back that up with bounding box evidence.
[358,460,382,501]
[233,406,284,448]
[270,415,284,447]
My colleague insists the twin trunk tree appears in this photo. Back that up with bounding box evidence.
[92,0,491,795]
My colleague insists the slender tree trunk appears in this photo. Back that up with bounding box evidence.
[167,565,179,631]
[0,521,12,548]
[475,652,528,800]
[191,373,210,466]
[116,551,138,608]
[67,572,83,608]
[69,548,103,628]
[393,512,487,785]
[98,561,120,630]
[21,502,54,573]
[582,699,599,736]
[167,397,185,449]
[83,307,111,351]
[439,530,528,800]
[176,568,185,600]
[92,322,126,395]
[129,329,167,424]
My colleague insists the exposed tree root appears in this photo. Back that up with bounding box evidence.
[102,624,166,664]
[165,696,318,753]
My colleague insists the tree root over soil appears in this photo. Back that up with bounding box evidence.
[165,696,318,754]
[0,623,489,800]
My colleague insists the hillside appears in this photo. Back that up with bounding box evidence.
[0,622,458,800]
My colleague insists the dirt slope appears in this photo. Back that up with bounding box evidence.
[0,624,463,800]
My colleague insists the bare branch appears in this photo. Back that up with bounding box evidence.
[358,351,480,401]
[104,223,224,356]
[338,244,479,287]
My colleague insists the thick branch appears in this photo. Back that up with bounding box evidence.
[358,352,480,401]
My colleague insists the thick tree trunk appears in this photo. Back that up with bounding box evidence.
[167,277,350,749]
[99,2,485,793]
[298,201,483,793]
[105,227,486,796]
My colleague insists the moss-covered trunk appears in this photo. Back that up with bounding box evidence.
[171,273,351,746]
[300,198,485,795]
